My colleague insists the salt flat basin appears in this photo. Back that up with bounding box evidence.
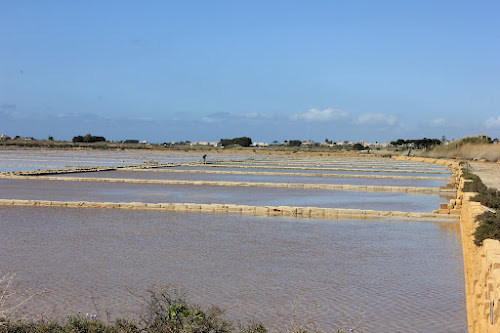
[0,178,448,212]
[215,162,450,173]
[47,170,449,188]
[171,166,450,178]
[0,149,250,169]
[0,166,69,172]
[0,206,466,332]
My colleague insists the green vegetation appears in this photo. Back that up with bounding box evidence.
[0,284,238,333]
[462,169,487,193]
[473,212,500,246]
[390,138,441,149]
[352,143,367,151]
[0,281,353,333]
[72,133,107,143]
[219,137,252,147]
[462,169,500,245]
[288,140,302,147]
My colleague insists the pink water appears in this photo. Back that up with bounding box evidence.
[0,206,466,332]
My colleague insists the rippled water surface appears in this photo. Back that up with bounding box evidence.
[48,170,449,188]
[0,150,464,331]
[0,178,447,212]
[172,166,450,178]
[0,149,250,172]
[0,207,466,332]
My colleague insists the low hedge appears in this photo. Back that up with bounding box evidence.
[462,169,500,245]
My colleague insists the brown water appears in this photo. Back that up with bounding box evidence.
[0,206,465,332]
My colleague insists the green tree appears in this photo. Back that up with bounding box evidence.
[353,143,366,150]
[220,137,252,147]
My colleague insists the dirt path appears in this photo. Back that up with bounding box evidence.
[470,161,500,190]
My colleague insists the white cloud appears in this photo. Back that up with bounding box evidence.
[237,112,275,119]
[485,115,500,128]
[429,118,446,127]
[290,108,348,122]
[355,113,396,126]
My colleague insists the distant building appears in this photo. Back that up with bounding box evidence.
[251,142,269,147]
[190,141,219,147]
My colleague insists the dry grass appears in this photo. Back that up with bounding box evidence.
[0,272,48,321]
[417,143,500,162]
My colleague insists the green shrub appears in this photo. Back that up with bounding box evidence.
[473,212,500,246]
[462,169,487,193]
[472,188,500,209]
[140,284,232,333]
[0,319,63,333]
[66,315,117,332]
[238,322,267,333]
[463,170,500,245]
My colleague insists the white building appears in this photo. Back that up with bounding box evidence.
[251,142,269,147]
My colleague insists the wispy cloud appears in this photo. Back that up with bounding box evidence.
[202,111,276,123]
[355,113,396,126]
[0,103,16,109]
[2,110,31,120]
[237,112,275,119]
[485,115,500,128]
[290,108,348,122]
[201,112,231,123]
[239,112,259,119]
[429,118,446,127]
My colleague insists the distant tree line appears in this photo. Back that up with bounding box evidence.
[72,134,106,143]
[390,138,441,149]
[219,137,252,147]
[288,140,302,147]
[352,143,368,150]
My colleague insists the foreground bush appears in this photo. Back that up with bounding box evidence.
[462,169,500,245]
[462,169,487,193]
[2,283,323,333]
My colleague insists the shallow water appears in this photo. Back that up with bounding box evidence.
[0,149,251,172]
[0,206,466,332]
[217,162,449,173]
[0,178,446,212]
[47,170,449,188]
[173,166,450,178]
[0,150,464,331]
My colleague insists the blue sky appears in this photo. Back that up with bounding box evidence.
[1,1,499,143]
